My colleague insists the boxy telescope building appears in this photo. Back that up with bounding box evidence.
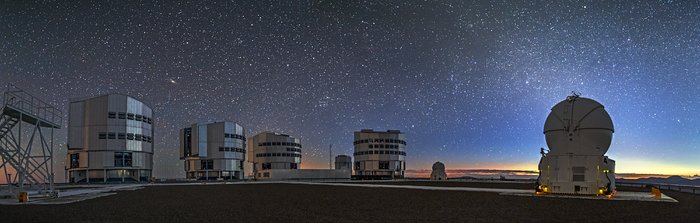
[180,122,247,180]
[66,94,154,183]
[536,94,616,195]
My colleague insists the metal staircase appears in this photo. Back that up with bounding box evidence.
[0,115,19,139]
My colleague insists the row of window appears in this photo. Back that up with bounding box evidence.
[367,144,400,149]
[260,163,298,170]
[224,133,246,141]
[257,142,302,148]
[198,159,244,170]
[353,150,407,156]
[255,153,302,158]
[68,152,135,168]
[286,148,301,153]
[218,147,246,153]
[98,132,153,143]
[354,138,406,145]
[108,112,153,124]
[355,161,403,170]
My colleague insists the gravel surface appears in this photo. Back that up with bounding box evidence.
[1,183,698,222]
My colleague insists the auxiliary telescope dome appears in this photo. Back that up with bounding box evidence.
[543,95,614,156]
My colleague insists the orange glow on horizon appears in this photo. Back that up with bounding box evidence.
[302,159,698,177]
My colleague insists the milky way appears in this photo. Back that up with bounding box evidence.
[2,1,699,179]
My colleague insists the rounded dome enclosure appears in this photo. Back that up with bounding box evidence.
[432,162,445,171]
[543,95,614,156]
[431,161,447,180]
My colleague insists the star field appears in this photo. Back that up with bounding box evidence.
[1,1,699,179]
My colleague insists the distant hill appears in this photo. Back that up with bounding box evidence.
[622,175,700,186]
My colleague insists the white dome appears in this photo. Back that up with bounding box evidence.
[543,96,614,156]
[432,162,445,171]
[431,161,447,180]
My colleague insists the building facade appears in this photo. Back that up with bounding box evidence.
[66,94,154,183]
[247,132,302,179]
[180,122,246,180]
[353,129,406,179]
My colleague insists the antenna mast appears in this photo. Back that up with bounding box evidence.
[329,144,333,169]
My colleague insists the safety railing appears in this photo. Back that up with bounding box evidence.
[2,84,62,127]
[617,181,700,195]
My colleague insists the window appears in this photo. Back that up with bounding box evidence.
[108,112,116,119]
[573,167,586,182]
[355,162,361,170]
[98,132,107,139]
[135,134,143,141]
[262,163,271,170]
[201,160,213,170]
[135,115,143,121]
[127,133,134,140]
[70,153,80,168]
[118,112,126,119]
[290,163,298,169]
[126,113,135,120]
[118,133,126,140]
[114,152,132,167]
[379,161,390,169]
[107,132,116,139]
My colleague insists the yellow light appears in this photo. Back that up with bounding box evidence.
[598,189,604,194]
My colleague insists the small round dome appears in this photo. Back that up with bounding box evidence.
[432,162,445,171]
[431,161,447,180]
[543,95,614,156]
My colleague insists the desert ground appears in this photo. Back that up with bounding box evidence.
[1,182,698,222]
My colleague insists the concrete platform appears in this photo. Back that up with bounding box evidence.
[504,191,678,203]
[0,184,143,205]
[0,181,678,205]
[284,181,678,203]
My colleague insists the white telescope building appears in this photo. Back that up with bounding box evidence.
[247,132,302,178]
[179,122,246,180]
[66,94,154,183]
[353,129,406,180]
[537,94,616,195]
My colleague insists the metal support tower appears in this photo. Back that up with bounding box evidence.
[0,84,62,197]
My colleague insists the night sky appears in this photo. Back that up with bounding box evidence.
[2,1,699,179]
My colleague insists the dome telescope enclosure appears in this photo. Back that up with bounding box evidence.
[544,96,614,156]
[537,94,617,196]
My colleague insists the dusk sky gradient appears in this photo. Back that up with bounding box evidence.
[2,1,699,179]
